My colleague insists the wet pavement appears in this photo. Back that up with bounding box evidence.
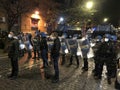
[0,52,117,90]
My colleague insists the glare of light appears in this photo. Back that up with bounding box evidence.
[118,27,120,30]
[20,44,25,49]
[90,42,96,47]
[60,17,64,22]
[65,49,69,54]
[87,50,94,58]
[35,11,39,15]
[103,18,108,22]
[118,72,120,76]
[86,1,93,9]
[58,17,64,24]
[117,71,120,83]
[31,14,40,19]
[77,51,82,56]
[31,11,40,19]
[76,27,81,30]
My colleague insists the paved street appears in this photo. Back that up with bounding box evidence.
[0,52,117,90]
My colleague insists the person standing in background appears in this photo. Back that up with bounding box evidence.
[7,31,19,80]
[51,32,61,83]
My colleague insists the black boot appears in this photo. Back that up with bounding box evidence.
[82,58,88,71]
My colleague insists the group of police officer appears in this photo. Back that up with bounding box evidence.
[7,30,61,83]
[7,29,118,84]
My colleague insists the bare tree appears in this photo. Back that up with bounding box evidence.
[35,0,61,33]
[0,0,36,32]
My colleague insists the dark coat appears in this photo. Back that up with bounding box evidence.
[40,37,48,51]
[95,41,115,63]
[8,38,19,58]
[51,37,61,57]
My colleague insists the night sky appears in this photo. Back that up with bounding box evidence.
[55,0,120,26]
[101,0,120,26]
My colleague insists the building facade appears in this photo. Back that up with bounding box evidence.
[0,10,46,34]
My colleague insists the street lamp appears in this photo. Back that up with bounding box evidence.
[86,1,93,10]
[103,18,108,22]
[58,17,64,24]
[31,11,40,19]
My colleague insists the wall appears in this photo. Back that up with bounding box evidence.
[21,12,46,35]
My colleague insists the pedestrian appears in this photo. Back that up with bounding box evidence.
[51,32,61,83]
[40,32,49,68]
[7,31,19,80]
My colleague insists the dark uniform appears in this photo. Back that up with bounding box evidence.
[93,40,102,76]
[51,37,61,83]
[40,37,48,68]
[8,38,19,79]
[95,40,116,84]
[68,39,79,67]
[80,38,90,71]
[32,35,41,60]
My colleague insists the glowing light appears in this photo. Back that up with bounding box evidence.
[103,18,108,22]
[60,17,64,22]
[65,49,69,54]
[31,11,40,19]
[90,42,96,47]
[35,11,39,15]
[86,1,93,9]
[31,14,40,19]
[19,44,25,49]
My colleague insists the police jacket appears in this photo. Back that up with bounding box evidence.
[96,41,115,59]
[51,37,61,57]
[32,36,40,49]
[40,37,48,51]
[8,38,19,58]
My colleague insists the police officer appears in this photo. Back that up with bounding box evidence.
[109,35,117,78]
[95,34,115,84]
[51,32,61,83]
[8,31,19,80]
[40,32,48,68]
[68,37,79,68]
[92,35,102,76]
[80,35,90,71]
[32,32,41,60]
